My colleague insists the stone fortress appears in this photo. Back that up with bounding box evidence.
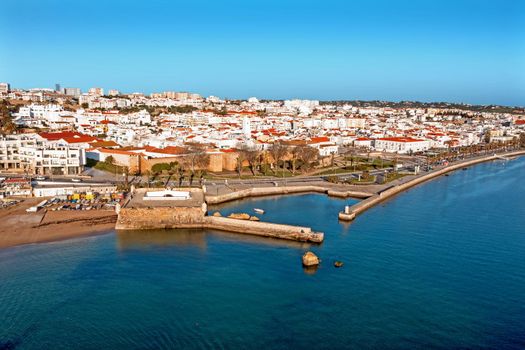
[116,187,324,243]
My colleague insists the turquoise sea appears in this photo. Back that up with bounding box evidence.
[1,157,524,349]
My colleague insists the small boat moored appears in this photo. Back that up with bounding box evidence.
[254,208,265,214]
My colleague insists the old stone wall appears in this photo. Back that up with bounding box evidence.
[205,185,372,205]
[116,206,205,230]
[203,216,323,243]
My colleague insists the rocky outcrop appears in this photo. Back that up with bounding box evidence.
[334,261,344,268]
[302,251,320,266]
[212,211,222,217]
[249,216,260,221]
[227,213,251,220]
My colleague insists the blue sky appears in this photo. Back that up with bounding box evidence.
[1,0,524,106]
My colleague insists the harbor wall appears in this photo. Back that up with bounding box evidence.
[115,206,205,230]
[115,205,324,243]
[205,185,372,205]
[203,216,323,243]
[342,151,525,220]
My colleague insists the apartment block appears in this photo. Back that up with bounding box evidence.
[0,135,86,175]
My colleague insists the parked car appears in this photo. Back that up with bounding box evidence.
[71,178,82,182]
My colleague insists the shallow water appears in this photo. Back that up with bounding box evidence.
[1,158,524,349]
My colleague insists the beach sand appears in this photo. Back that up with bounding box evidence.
[0,198,117,249]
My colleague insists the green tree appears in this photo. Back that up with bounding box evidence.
[151,162,171,174]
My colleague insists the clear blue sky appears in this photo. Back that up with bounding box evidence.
[1,0,524,106]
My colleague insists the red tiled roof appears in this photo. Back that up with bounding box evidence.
[90,140,120,148]
[309,136,330,143]
[377,137,425,143]
[61,135,99,144]
[38,131,83,141]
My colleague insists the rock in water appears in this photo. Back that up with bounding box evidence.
[302,251,320,267]
[334,261,344,268]
[249,216,260,221]
[227,213,251,220]
[212,211,222,217]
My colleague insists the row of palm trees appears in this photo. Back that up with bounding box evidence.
[426,137,524,166]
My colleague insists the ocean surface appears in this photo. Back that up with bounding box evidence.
[1,157,524,349]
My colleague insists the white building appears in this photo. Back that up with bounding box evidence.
[0,134,85,175]
[0,82,10,94]
[88,87,104,96]
[108,89,121,96]
[374,137,430,154]
[242,117,251,138]
[64,87,81,97]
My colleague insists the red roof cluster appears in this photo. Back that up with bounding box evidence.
[39,131,99,144]
[38,131,83,141]
[309,136,330,143]
[378,137,425,143]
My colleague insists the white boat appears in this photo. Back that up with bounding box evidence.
[254,208,265,214]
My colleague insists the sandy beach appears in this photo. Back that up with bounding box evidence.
[0,198,117,249]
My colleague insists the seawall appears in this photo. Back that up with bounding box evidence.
[339,150,525,220]
[205,185,372,205]
[204,216,323,243]
[116,196,324,243]
[116,206,206,230]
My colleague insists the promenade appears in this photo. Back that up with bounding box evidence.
[339,150,525,220]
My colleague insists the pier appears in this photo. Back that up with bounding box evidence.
[339,150,525,221]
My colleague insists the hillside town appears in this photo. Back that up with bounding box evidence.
[0,82,524,198]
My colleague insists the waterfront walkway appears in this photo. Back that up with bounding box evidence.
[339,150,525,220]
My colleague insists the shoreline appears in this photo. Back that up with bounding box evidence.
[339,150,525,220]
[1,150,523,249]
[0,201,117,249]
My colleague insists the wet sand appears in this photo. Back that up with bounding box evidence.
[0,198,117,249]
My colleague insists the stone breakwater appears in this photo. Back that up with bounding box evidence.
[205,216,323,243]
[205,185,372,205]
[115,206,323,243]
[339,150,525,221]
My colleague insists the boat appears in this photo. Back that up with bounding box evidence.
[254,208,265,214]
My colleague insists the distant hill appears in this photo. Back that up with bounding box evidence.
[319,100,525,114]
